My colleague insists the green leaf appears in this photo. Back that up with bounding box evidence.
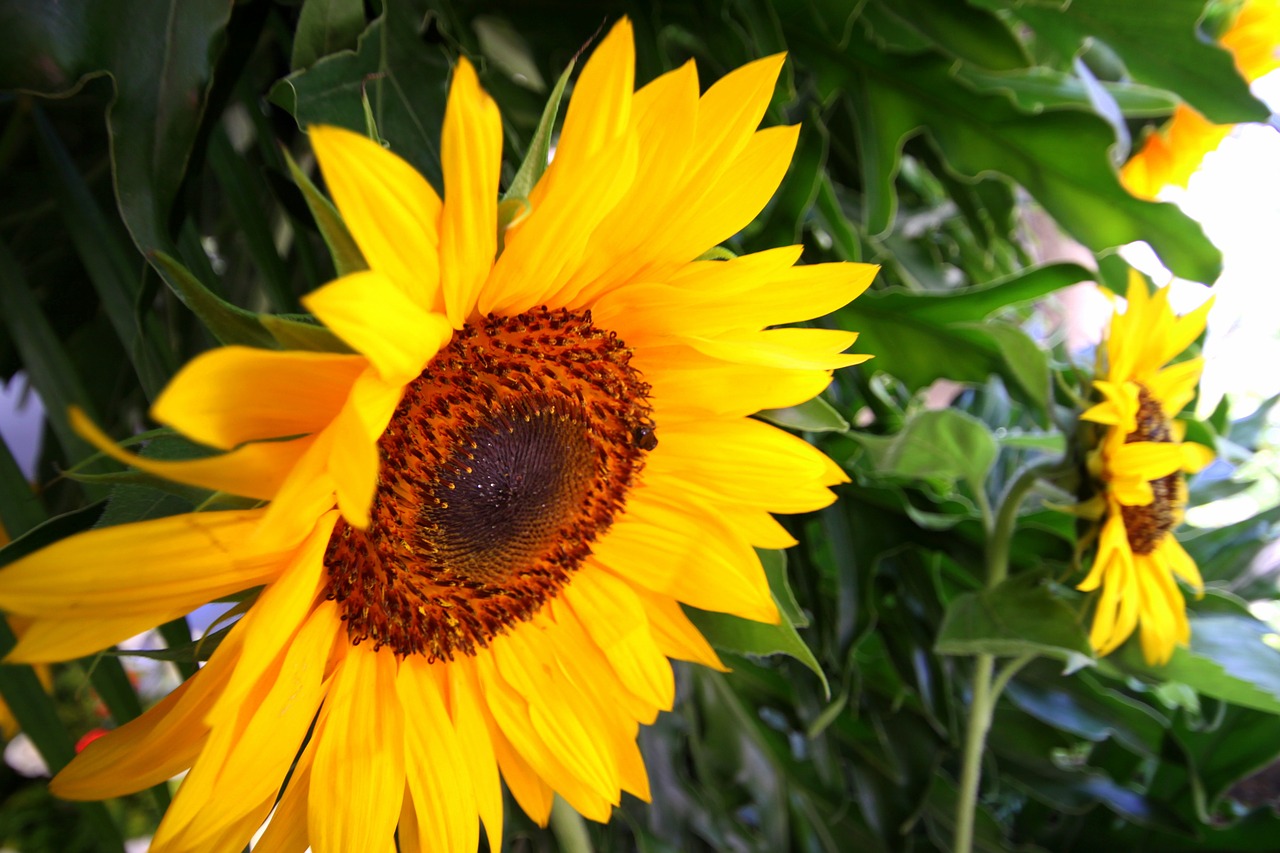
[873,0,1028,71]
[292,0,367,70]
[207,127,295,312]
[798,25,1222,282]
[838,264,1090,402]
[0,0,234,256]
[150,250,278,348]
[0,440,45,542]
[32,108,173,399]
[686,549,829,696]
[1112,610,1280,715]
[281,146,368,278]
[757,396,850,433]
[1008,0,1269,125]
[0,240,107,500]
[935,573,1093,666]
[270,0,451,189]
[760,549,808,628]
[956,66,1181,117]
[854,409,998,494]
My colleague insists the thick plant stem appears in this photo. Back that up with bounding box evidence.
[550,796,594,853]
[953,461,1057,853]
[954,653,994,853]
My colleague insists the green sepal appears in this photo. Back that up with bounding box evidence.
[282,146,368,278]
[361,83,386,146]
[149,251,278,348]
[503,57,576,205]
[696,246,739,261]
[260,313,354,353]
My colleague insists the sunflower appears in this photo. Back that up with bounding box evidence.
[1121,0,1280,199]
[1077,273,1215,665]
[0,19,875,852]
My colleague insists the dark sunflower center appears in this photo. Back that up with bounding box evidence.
[323,307,655,660]
[1119,383,1181,555]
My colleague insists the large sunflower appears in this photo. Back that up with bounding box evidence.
[0,19,875,852]
[1078,273,1214,665]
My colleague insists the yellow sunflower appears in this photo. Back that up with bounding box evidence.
[0,19,876,852]
[1121,0,1280,199]
[1077,273,1215,665]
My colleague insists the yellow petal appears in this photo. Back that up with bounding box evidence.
[589,491,777,623]
[634,343,835,419]
[397,658,480,853]
[1109,442,1185,482]
[70,407,312,502]
[50,629,243,799]
[0,509,280,642]
[440,57,502,325]
[310,125,443,311]
[208,512,334,721]
[1147,358,1204,417]
[302,270,453,384]
[251,739,315,853]
[687,327,867,371]
[152,600,336,852]
[152,347,365,450]
[327,371,403,530]
[563,571,674,714]
[646,416,846,513]
[554,18,634,163]
[309,645,406,853]
[624,584,727,671]
[447,661,504,851]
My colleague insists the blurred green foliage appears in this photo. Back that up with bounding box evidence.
[1,0,1279,851]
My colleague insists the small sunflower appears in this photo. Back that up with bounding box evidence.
[0,19,876,852]
[1077,273,1215,665]
[1121,0,1280,199]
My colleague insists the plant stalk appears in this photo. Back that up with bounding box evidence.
[953,461,1057,853]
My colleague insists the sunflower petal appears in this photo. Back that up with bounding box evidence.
[309,645,406,853]
[302,271,453,384]
[440,57,502,326]
[310,125,443,311]
[397,658,480,853]
[152,347,366,450]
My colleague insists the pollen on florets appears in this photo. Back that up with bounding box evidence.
[323,307,656,660]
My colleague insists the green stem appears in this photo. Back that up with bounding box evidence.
[549,796,593,853]
[953,462,1058,853]
[954,653,994,853]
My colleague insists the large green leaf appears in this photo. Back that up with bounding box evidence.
[839,264,1089,405]
[687,550,829,696]
[868,0,1027,70]
[1006,0,1269,124]
[956,66,1180,117]
[0,0,233,254]
[935,573,1093,666]
[292,0,367,70]
[794,20,1222,283]
[853,409,998,495]
[270,0,452,189]
[1112,609,1280,715]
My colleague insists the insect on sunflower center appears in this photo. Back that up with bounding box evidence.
[1119,383,1181,555]
[322,307,655,660]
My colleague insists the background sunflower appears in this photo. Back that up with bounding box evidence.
[1,1,1280,852]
